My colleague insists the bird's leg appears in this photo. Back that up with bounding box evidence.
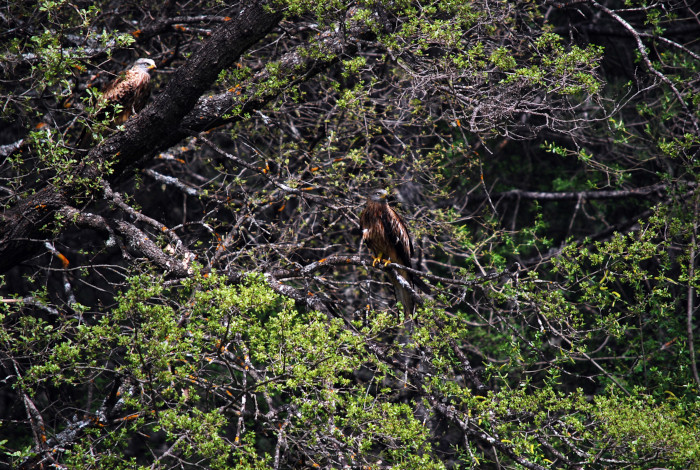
[372,253,384,266]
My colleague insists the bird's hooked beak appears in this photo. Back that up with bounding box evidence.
[135,58,157,71]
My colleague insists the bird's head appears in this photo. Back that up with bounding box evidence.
[367,188,389,202]
[134,58,157,72]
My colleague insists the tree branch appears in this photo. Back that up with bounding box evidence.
[466,182,691,204]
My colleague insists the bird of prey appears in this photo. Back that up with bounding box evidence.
[97,57,157,125]
[77,58,156,148]
[360,188,428,315]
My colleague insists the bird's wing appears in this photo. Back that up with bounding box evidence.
[100,68,151,123]
[382,205,413,266]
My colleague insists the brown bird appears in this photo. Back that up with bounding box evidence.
[97,58,156,125]
[77,58,156,147]
[360,188,428,315]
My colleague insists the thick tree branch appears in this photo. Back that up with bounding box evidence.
[58,206,192,276]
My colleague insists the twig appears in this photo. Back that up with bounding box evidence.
[199,135,343,210]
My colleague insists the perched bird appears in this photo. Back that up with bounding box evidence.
[360,188,428,315]
[77,58,156,147]
[97,58,156,125]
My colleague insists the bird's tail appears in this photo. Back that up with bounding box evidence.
[390,268,415,316]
